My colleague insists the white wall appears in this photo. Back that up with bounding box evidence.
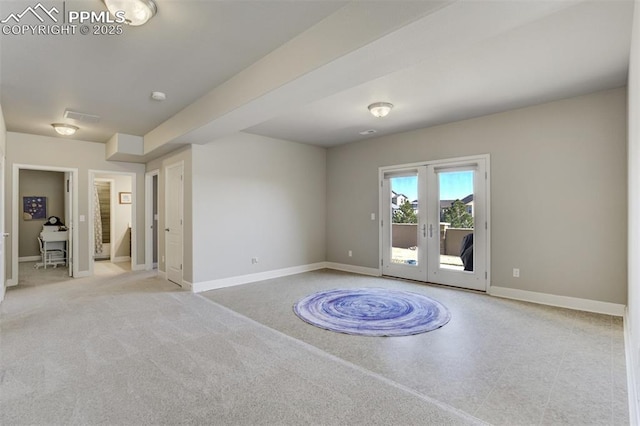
[627,0,640,421]
[189,133,326,285]
[327,88,627,304]
[5,132,145,277]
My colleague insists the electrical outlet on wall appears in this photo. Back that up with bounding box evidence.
[348,250,353,257]
[513,268,520,278]
[252,257,259,264]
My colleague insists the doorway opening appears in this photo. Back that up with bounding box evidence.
[93,179,114,261]
[379,155,490,292]
[11,164,78,286]
[89,170,136,276]
[145,170,159,271]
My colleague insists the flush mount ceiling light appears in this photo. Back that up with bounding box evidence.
[51,123,79,136]
[368,102,394,118]
[103,0,157,26]
[151,91,166,101]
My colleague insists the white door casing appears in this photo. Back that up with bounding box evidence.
[165,162,184,286]
[379,155,490,292]
[11,164,79,285]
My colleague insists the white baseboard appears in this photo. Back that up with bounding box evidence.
[191,262,327,293]
[489,286,625,316]
[624,308,639,425]
[325,262,381,277]
[131,264,145,271]
[181,280,193,291]
[6,278,17,287]
[112,256,131,263]
[74,270,91,278]
[159,270,167,280]
[19,256,41,262]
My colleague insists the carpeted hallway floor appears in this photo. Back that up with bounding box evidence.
[1,265,481,425]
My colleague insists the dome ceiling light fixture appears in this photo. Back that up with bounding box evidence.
[103,0,157,26]
[368,102,394,118]
[51,123,79,136]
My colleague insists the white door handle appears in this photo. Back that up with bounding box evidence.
[429,224,433,238]
[3,233,9,237]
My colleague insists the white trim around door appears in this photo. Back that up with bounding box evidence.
[379,154,491,292]
[11,164,80,286]
[88,170,137,277]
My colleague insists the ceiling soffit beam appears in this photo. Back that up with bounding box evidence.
[143,0,452,152]
[143,0,579,154]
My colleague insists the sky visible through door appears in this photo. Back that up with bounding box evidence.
[392,171,473,200]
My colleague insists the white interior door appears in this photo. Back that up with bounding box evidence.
[65,172,73,277]
[165,163,183,286]
[380,157,488,291]
[0,156,5,301]
[381,167,427,281]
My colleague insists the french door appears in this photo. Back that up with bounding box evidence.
[380,157,488,291]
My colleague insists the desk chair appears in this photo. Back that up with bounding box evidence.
[35,236,67,269]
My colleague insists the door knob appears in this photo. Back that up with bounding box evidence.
[165,228,170,232]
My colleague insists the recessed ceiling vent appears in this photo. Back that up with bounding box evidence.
[64,109,100,123]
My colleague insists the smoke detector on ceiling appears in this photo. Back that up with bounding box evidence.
[64,109,100,123]
[359,129,377,135]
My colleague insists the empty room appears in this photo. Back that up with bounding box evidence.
[1,0,640,424]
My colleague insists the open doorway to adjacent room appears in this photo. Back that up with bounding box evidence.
[12,164,78,287]
[89,170,135,275]
[145,170,159,271]
[93,178,114,261]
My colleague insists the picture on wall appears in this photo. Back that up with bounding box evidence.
[119,192,132,204]
[23,196,47,220]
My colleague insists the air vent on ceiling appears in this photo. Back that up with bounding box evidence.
[64,109,100,123]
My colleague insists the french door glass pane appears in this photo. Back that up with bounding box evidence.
[438,171,474,271]
[390,176,419,266]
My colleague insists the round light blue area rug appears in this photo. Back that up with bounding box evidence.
[293,288,451,337]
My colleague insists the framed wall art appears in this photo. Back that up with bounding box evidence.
[119,192,132,204]
[23,196,47,220]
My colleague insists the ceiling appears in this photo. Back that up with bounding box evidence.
[0,0,634,157]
